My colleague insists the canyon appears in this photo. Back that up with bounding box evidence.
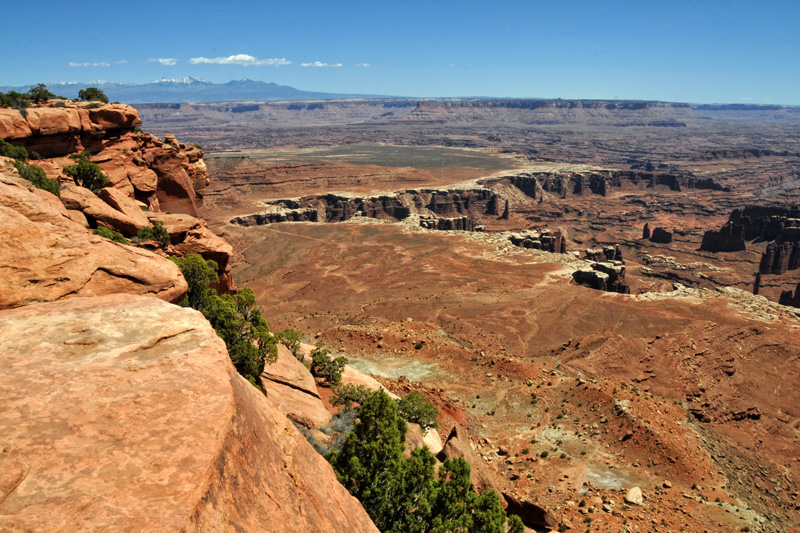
[2,95,800,532]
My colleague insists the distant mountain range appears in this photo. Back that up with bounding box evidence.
[0,78,384,104]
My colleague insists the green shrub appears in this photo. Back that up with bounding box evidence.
[14,160,60,196]
[170,253,277,387]
[274,328,303,360]
[85,102,101,109]
[93,226,129,244]
[0,90,30,110]
[0,138,28,162]
[330,383,370,412]
[63,151,109,193]
[133,220,170,248]
[326,390,517,532]
[78,87,109,104]
[309,341,348,385]
[49,101,66,108]
[396,390,439,431]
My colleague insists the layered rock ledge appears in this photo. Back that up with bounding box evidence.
[0,294,378,532]
[0,163,187,309]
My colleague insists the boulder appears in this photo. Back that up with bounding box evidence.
[0,168,186,309]
[98,187,150,230]
[404,422,428,458]
[625,486,644,505]
[60,184,145,236]
[0,294,377,532]
[503,493,557,529]
[403,423,444,457]
[436,425,498,495]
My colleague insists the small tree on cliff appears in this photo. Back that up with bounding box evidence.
[27,83,55,104]
[170,253,277,387]
[78,87,109,104]
[326,389,520,532]
[63,151,109,193]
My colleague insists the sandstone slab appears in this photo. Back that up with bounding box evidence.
[0,294,377,532]
[61,184,145,236]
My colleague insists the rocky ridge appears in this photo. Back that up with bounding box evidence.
[0,103,233,291]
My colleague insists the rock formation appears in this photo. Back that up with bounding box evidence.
[509,229,566,253]
[259,344,332,429]
[503,493,557,530]
[779,283,800,308]
[436,426,499,496]
[0,163,187,309]
[700,222,746,252]
[1,103,232,290]
[231,187,502,230]
[419,214,475,231]
[642,223,651,239]
[0,294,377,532]
[759,228,800,275]
[501,168,727,200]
[585,245,622,262]
[649,227,673,244]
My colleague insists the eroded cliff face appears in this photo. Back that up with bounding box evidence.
[0,103,232,291]
[0,162,187,309]
[0,294,378,532]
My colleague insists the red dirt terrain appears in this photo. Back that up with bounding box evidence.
[161,99,800,532]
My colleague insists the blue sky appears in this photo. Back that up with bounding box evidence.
[3,0,799,104]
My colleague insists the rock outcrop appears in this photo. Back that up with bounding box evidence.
[1,103,233,291]
[573,261,630,294]
[502,168,727,200]
[419,214,475,231]
[231,188,501,230]
[503,493,557,530]
[700,222,746,252]
[649,227,673,244]
[436,425,499,496]
[0,164,187,309]
[779,283,800,308]
[509,229,566,253]
[759,227,800,275]
[259,344,332,429]
[0,294,378,532]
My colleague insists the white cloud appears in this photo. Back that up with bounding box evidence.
[148,58,178,66]
[189,54,290,66]
[69,61,111,67]
[115,60,128,64]
[301,61,343,68]
[355,63,371,67]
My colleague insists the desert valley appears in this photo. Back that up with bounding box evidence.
[2,92,800,532]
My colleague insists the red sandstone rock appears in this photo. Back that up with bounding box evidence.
[60,184,144,236]
[503,493,558,529]
[0,167,186,309]
[261,344,320,398]
[0,294,378,532]
[259,344,332,428]
[436,425,499,495]
[98,187,150,229]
